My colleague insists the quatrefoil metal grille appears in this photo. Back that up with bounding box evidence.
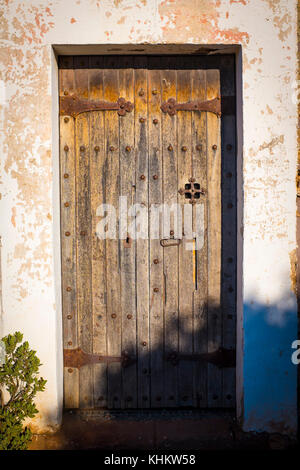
[178,178,205,204]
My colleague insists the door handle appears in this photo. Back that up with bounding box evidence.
[160,238,182,247]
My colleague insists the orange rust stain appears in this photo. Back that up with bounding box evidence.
[117,16,126,24]
[11,207,16,227]
[159,0,249,44]
[70,18,77,24]
[230,0,247,4]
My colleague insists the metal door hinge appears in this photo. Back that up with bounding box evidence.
[161,97,221,117]
[60,95,133,117]
[166,347,236,368]
[64,348,135,369]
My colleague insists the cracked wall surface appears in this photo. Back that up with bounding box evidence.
[0,0,298,433]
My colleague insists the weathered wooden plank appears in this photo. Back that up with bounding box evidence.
[89,58,107,408]
[191,69,208,408]
[103,65,122,409]
[161,67,179,407]
[119,67,137,409]
[177,69,194,407]
[206,69,222,407]
[60,59,79,408]
[134,61,150,408]
[74,57,94,409]
[148,69,164,407]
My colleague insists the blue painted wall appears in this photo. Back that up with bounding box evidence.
[243,300,298,434]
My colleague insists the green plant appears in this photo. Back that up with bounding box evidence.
[0,331,46,450]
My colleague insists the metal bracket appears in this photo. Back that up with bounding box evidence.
[64,348,135,369]
[166,348,236,369]
[161,97,221,117]
[60,95,133,117]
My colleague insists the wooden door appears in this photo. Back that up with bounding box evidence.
[59,56,236,410]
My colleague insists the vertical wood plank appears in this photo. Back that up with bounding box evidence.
[148,69,164,407]
[60,59,79,408]
[89,57,107,408]
[119,66,137,408]
[103,64,122,409]
[191,69,208,407]
[177,70,194,407]
[206,69,222,407]
[74,57,94,409]
[134,61,150,408]
[161,67,179,407]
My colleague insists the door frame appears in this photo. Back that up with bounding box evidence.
[51,44,243,422]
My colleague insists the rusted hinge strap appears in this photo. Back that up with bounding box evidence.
[161,97,221,117]
[64,348,135,369]
[60,95,133,117]
[166,347,236,368]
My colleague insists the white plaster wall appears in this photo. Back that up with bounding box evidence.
[0,0,297,432]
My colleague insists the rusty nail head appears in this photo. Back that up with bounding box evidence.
[80,231,86,236]
[64,202,70,207]
[227,144,232,151]
[94,145,100,152]
[170,230,174,236]
[65,231,70,237]
[64,173,69,179]
[154,259,159,264]
[125,146,131,152]
[212,144,217,150]
[111,313,117,319]
[139,117,145,123]
[64,145,69,152]
[142,341,147,346]
[64,117,69,123]
[80,145,85,152]
[68,368,73,373]
[140,174,146,180]
[67,315,72,320]
[66,286,72,292]
[189,177,196,183]
[109,146,115,151]
[68,341,72,346]
[153,174,158,180]
[64,90,68,96]
[127,314,132,319]
[196,144,202,151]
[153,118,158,124]
[139,89,144,96]
[168,144,173,151]
[227,203,233,209]
[181,146,187,152]
[227,172,233,178]
[154,287,159,293]
[152,89,158,95]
